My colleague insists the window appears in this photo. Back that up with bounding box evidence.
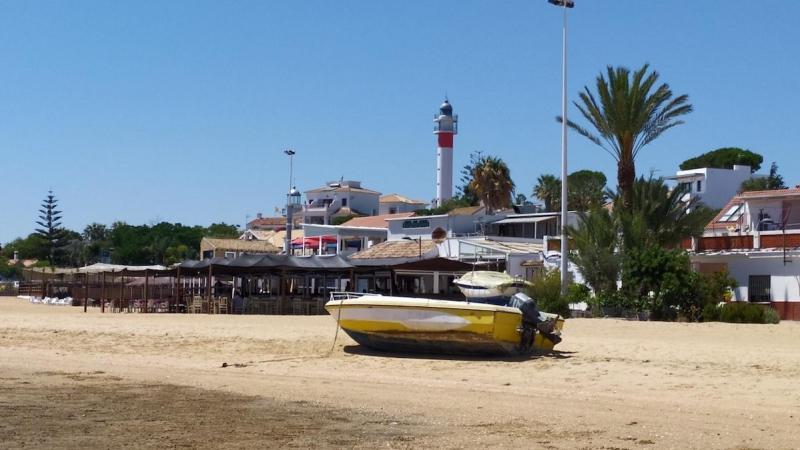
[341,198,347,207]
[696,180,703,192]
[402,219,431,229]
[719,204,743,222]
[748,275,771,302]
[389,207,398,214]
[224,251,237,259]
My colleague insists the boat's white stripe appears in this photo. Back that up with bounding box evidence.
[338,306,472,331]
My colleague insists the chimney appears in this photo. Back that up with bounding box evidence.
[12,251,19,262]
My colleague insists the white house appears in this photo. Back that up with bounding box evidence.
[385,206,485,241]
[686,187,800,320]
[302,180,381,225]
[668,165,759,209]
[379,194,428,215]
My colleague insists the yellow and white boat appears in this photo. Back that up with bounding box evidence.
[325,293,564,356]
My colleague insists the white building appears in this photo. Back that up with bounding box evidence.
[302,180,380,225]
[385,206,485,241]
[669,165,759,209]
[379,194,428,215]
[687,188,800,320]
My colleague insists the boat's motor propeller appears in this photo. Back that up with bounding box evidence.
[509,293,540,352]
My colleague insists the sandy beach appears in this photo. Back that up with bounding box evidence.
[1,296,799,449]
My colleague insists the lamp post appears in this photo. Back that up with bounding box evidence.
[548,0,574,295]
[283,149,300,254]
[403,236,422,259]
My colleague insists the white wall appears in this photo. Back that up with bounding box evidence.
[348,192,379,216]
[697,253,800,302]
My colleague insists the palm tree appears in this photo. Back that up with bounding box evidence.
[468,156,515,213]
[615,175,713,249]
[533,174,561,212]
[563,64,692,207]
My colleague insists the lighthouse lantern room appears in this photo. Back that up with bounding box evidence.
[433,99,458,206]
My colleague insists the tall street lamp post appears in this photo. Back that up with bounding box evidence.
[283,149,301,254]
[548,0,574,295]
[403,236,422,259]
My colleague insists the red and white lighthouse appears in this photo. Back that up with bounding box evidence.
[434,99,458,206]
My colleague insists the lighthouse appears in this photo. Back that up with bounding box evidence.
[434,99,458,206]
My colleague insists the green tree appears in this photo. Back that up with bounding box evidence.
[567,170,607,211]
[34,190,65,266]
[740,162,787,192]
[514,193,529,206]
[533,174,561,212]
[468,156,515,213]
[568,208,620,294]
[62,229,86,267]
[563,64,693,207]
[456,150,484,205]
[1,234,49,261]
[82,223,110,264]
[205,222,240,238]
[622,245,699,319]
[680,147,763,172]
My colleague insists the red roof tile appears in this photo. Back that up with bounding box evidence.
[341,212,415,229]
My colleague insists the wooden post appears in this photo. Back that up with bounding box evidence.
[83,273,89,313]
[176,266,182,313]
[101,271,106,313]
[207,265,213,313]
[143,269,149,314]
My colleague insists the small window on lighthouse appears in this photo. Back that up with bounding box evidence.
[342,198,348,207]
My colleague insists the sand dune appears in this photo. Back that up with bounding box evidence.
[1,296,799,449]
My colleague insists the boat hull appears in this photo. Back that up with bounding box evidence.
[326,296,562,356]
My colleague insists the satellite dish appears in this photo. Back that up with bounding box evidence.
[431,227,447,244]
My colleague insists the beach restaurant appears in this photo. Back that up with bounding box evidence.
[20,255,357,315]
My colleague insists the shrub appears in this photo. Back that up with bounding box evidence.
[566,283,590,304]
[527,269,570,318]
[702,303,720,322]
[718,302,780,324]
[762,307,781,324]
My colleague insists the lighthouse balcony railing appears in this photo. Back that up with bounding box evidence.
[433,122,458,133]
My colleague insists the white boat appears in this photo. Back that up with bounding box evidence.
[452,271,532,304]
[325,293,563,356]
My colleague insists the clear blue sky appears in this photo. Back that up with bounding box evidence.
[2,0,799,244]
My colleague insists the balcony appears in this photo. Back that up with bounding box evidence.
[684,235,755,251]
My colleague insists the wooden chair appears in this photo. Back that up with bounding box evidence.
[189,296,204,314]
[216,297,229,314]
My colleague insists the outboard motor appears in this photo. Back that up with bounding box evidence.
[508,293,540,352]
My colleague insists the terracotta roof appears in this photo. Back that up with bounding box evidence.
[341,212,415,229]
[739,188,800,199]
[705,188,800,231]
[350,240,437,260]
[240,230,304,248]
[448,205,485,216]
[379,194,427,205]
[201,237,280,253]
[6,259,38,268]
[247,216,286,228]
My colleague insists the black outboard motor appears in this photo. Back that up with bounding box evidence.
[508,293,540,352]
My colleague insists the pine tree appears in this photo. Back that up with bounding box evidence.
[35,190,65,266]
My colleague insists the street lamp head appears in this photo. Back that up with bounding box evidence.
[284,149,296,156]
[547,0,574,7]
